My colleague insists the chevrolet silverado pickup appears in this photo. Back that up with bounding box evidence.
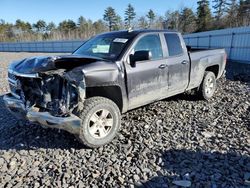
[4,30,227,148]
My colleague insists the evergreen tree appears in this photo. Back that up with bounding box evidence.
[78,16,85,26]
[77,16,94,38]
[58,20,76,33]
[2,1,250,42]
[124,4,136,29]
[45,22,56,40]
[147,9,156,28]
[197,0,213,31]
[113,15,123,30]
[33,20,47,33]
[15,19,32,32]
[103,7,120,31]
[77,16,87,33]
[180,8,197,33]
[47,22,56,32]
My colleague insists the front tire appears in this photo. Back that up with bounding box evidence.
[76,97,121,148]
[198,71,217,100]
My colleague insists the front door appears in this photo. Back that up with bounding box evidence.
[125,34,168,110]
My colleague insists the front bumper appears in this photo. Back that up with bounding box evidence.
[3,94,82,135]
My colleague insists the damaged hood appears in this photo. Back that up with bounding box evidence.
[9,55,108,74]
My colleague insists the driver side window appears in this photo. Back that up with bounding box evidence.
[133,34,163,60]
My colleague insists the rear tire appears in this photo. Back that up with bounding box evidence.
[198,71,217,100]
[76,97,121,148]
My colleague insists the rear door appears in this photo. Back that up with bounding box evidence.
[163,33,190,93]
[124,33,168,109]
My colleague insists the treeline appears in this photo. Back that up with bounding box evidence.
[0,0,249,42]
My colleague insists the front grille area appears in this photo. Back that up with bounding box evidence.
[8,72,21,98]
[8,72,17,82]
[7,71,79,116]
[9,83,18,94]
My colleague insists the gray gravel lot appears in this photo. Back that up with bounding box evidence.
[0,52,249,187]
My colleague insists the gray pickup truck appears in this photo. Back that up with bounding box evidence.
[4,30,227,148]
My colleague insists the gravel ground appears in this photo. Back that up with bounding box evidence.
[0,52,249,187]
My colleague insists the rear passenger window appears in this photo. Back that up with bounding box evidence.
[164,33,183,56]
[133,34,163,60]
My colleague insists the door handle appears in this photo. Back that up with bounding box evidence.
[181,60,188,64]
[158,64,167,69]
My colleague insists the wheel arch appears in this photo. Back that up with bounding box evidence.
[205,64,219,78]
[85,85,123,112]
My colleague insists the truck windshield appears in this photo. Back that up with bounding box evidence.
[73,34,132,60]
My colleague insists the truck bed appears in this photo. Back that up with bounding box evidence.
[187,48,226,90]
[189,48,216,52]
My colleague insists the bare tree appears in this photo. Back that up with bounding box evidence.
[213,0,230,20]
[137,16,148,29]
[238,0,250,26]
[226,0,239,27]
[164,10,181,30]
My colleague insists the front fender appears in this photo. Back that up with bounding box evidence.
[82,61,120,87]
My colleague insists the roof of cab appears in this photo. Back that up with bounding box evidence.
[99,29,177,37]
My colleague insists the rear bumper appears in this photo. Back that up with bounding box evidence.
[3,94,81,135]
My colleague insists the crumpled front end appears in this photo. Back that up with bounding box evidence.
[3,68,85,134]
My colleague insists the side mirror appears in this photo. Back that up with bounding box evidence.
[186,45,191,52]
[130,50,152,67]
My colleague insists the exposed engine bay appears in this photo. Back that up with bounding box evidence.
[4,53,119,138]
[33,76,77,116]
[7,55,92,117]
[8,71,84,117]
[6,54,119,120]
